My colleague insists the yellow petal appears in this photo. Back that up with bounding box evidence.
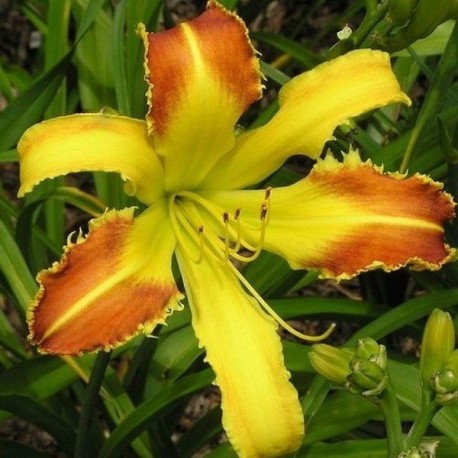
[28,202,182,355]
[177,249,304,458]
[202,49,410,190]
[18,114,164,204]
[203,151,455,280]
[141,0,262,192]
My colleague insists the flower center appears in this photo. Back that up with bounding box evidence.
[168,190,335,343]
[168,189,271,264]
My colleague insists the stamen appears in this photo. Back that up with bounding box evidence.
[197,226,204,264]
[228,262,336,342]
[260,202,268,220]
[169,196,203,264]
[229,203,267,263]
[232,208,242,252]
[223,212,230,261]
[175,200,227,265]
[263,187,272,224]
[175,192,270,263]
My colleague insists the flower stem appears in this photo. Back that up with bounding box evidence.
[377,381,403,458]
[404,390,439,450]
[327,1,389,59]
[75,351,112,458]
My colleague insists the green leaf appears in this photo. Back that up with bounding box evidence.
[218,0,240,10]
[99,369,214,458]
[389,360,458,442]
[0,219,37,313]
[112,0,131,116]
[0,357,79,422]
[252,31,318,68]
[259,61,291,86]
[0,53,73,151]
[146,324,201,396]
[0,0,108,150]
[350,289,458,342]
[0,149,18,163]
[0,439,51,458]
[0,394,76,456]
[242,251,303,297]
[175,407,223,457]
[0,309,27,359]
[394,21,456,57]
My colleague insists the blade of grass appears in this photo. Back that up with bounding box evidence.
[399,22,458,172]
[0,149,18,163]
[0,309,27,359]
[0,394,76,456]
[252,31,318,68]
[0,219,37,314]
[99,369,214,458]
[0,439,51,458]
[0,0,108,151]
[112,0,131,116]
[124,0,163,118]
[75,352,112,458]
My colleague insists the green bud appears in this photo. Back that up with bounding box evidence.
[400,440,439,458]
[382,0,457,52]
[420,309,455,389]
[355,338,387,369]
[308,344,353,385]
[388,0,418,27]
[399,440,439,458]
[346,360,388,396]
[431,350,458,405]
[399,447,422,458]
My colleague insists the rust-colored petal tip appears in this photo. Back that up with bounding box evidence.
[27,208,182,355]
[311,151,456,280]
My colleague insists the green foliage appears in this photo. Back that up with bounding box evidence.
[0,1,457,456]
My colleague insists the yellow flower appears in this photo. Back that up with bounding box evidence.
[17,2,455,457]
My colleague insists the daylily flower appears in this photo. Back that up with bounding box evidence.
[17,1,455,457]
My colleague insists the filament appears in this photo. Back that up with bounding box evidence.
[229,262,336,342]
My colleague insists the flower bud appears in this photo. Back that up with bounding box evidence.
[399,447,422,458]
[388,0,418,27]
[420,309,455,389]
[346,359,388,396]
[355,338,387,369]
[382,0,457,52]
[400,440,439,458]
[308,344,353,385]
[431,350,458,405]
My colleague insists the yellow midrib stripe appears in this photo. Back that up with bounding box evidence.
[297,214,443,231]
[42,268,132,340]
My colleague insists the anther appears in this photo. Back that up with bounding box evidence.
[223,212,230,261]
[196,225,204,264]
[260,203,268,220]
[233,208,242,252]
[264,187,272,200]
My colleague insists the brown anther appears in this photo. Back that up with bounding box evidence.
[264,187,272,199]
[223,211,229,223]
[234,208,241,220]
[198,225,204,234]
[260,203,268,220]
